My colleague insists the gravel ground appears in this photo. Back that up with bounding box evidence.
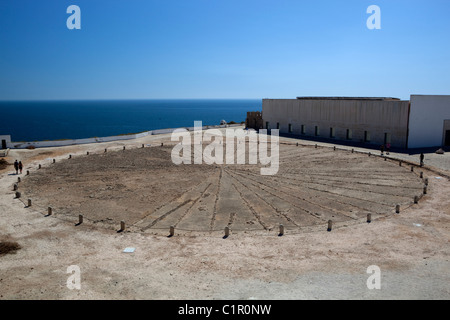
[0,128,449,300]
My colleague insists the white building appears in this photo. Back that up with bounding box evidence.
[0,135,11,150]
[408,95,450,148]
[260,95,450,149]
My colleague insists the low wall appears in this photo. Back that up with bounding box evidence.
[10,124,242,149]
[11,132,152,149]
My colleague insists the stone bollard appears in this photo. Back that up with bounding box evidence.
[47,207,53,216]
[423,186,427,195]
[367,213,372,223]
[327,220,332,231]
[142,144,145,148]
[26,170,30,176]
[123,146,126,150]
[69,155,72,159]
[120,221,125,232]
[53,159,55,163]
[161,143,164,147]
[399,161,402,166]
[395,205,400,214]
[296,143,298,146]
[420,172,423,178]
[17,177,21,183]
[105,148,107,153]
[351,149,354,153]
[224,226,230,238]
[384,157,387,161]
[13,183,18,191]
[333,146,336,151]
[414,196,419,204]
[78,214,83,225]
[411,166,414,172]
[315,144,317,149]
[279,224,284,236]
[169,226,175,237]
[38,164,41,169]
[87,151,89,155]
[15,191,21,198]
[424,178,428,186]
[28,199,32,207]
[368,152,371,157]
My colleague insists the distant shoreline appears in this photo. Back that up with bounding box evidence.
[8,123,244,149]
[0,99,259,142]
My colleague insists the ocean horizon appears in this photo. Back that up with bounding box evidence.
[0,99,261,142]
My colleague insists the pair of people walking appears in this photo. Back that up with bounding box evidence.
[14,160,23,174]
[380,143,391,155]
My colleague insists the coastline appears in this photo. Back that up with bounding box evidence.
[5,123,243,149]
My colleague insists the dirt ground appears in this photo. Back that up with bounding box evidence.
[0,130,449,299]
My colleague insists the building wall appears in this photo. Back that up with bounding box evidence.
[408,95,450,149]
[262,98,410,148]
[0,135,12,149]
[246,111,263,129]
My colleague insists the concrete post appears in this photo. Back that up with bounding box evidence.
[120,221,125,231]
[38,164,41,169]
[420,172,423,178]
[414,196,419,204]
[69,154,72,159]
[333,146,336,151]
[142,144,145,148]
[424,178,428,186]
[224,226,230,237]
[123,146,126,150]
[105,148,107,153]
[315,144,317,149]
[351,149,354,153]
[423,186,427,195]
[367,213,372,223]
[28,199,32,207]
[26,170,29,175]
[161,143,164,147]
[327,220,332,231]
[17,177,21,183]
[395,205,400,213]
[399,161,402,166]
[87,151,89,155]
[53,159,56,163]
[411,166,414,172]
[15,191,21,198]
[368,152,371,157]
[279,224,284,236]
[296,143,298,146]
[169,225,175,237]
[78,214,83,224]
[13,183,18,191]
[48,207,52,216]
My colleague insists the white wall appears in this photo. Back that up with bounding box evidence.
[0,135,12,148]
[11,132,152,149]
[8,124,241,149]
[408,95,450,148]
[263,98,410,148]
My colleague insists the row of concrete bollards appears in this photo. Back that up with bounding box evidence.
[15,143,430,237]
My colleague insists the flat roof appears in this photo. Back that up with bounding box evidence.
[296,97,401,101]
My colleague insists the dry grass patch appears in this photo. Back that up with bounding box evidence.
[0,241,21,256]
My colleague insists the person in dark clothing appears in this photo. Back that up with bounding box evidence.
[18,161,23,174]
[14,160,19,174]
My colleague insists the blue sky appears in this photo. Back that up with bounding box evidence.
[0,0,449,100]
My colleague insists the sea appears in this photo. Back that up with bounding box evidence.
[0,99,261,142]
